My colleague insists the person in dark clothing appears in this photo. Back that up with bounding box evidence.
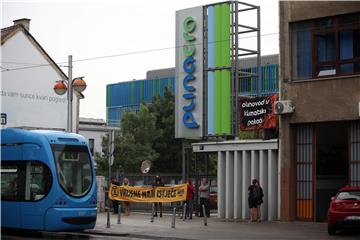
[153,176,164,217]
[111,177,120,214]
[256,180,264,222]
[248,179,263,222]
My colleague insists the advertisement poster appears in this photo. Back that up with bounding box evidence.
[240,94,278,131]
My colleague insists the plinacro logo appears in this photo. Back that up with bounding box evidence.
[182,16,199,129]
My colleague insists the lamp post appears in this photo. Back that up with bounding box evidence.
[53,55,86,132]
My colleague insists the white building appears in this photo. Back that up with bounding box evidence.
[78,117,114,156]
[1,19,80,132]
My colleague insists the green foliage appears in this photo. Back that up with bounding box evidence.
[239,130,255,139]
[95,87,183,176]
[148,87,182,173]
[115,104,159,174]
[95,104,159,175]
[94,135,109,176]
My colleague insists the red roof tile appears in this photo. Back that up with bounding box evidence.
[1,25,21,44]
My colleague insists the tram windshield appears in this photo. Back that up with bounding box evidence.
[52,144,92,197]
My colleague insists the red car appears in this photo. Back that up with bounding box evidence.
[327,186,360,235]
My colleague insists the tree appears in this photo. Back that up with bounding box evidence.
[95,104,159,176]
[149,87,182,173]
[114,104,159,173]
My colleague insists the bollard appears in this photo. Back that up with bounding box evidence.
[183,203,187,221]
[202,204,207,226]
[150,203,155,223]
[117,203,121,224]
[171,207,176,228]
[106,207,110,228]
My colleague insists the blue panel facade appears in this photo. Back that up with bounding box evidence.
[106,67,278,126]
[106,78,176,127]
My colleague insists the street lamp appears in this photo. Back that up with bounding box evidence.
[53,55,86,132]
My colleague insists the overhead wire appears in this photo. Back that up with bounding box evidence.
[0,32,279,73]
[1,18,358,72]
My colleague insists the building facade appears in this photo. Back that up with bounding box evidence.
[193,139,280,221]
[1,19,80,132]
[78,118,109,156]
[106,55,279,127]
[279,2,360,222]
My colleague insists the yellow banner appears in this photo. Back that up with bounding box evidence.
[109,184,188,203]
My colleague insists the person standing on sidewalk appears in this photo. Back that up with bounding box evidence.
[111,177,120,214]
[122,178,131,216]
[199,178,210,217]
[185,179,194,219]
[255,179,264,222]
[153,176,164,217]
[248,179,262,222]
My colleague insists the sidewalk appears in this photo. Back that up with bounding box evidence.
[86,212,360,240]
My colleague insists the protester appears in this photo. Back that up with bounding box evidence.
[199,178,210,217]
[122,178,131,216]
[185,179,194,219]
[248,179,263,222]
[111,177,120,214]
[256,179,264,222]
[153,175,164,217]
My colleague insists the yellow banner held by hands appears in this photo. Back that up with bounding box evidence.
[109,184,188,203]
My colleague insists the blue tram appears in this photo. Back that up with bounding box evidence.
[1,128,97,231]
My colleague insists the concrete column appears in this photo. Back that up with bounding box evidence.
[225,151,234,219]
[259,150,268,220]
[217,151,226,218]
[242,151,251,219]
[234,151,242,219]
[251,150,259,182]
[277,150,281,220]
[268,150,278,220]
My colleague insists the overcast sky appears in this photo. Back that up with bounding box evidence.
[1,0,279,120]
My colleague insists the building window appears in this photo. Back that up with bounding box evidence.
[292,13,360,80]
[89,138,95,156]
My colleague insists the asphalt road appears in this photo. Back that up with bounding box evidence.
[2,212,360,240]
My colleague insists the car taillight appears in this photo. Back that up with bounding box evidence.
[332,201,347,210]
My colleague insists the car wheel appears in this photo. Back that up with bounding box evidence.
[327,224,336,235]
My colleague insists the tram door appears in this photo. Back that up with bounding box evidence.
[20,143,48,230]
[1,145,22,228]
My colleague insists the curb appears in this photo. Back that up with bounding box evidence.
[84,229,195,240]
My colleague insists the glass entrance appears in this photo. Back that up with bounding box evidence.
[315,122,348,222]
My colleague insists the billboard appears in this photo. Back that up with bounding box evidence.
[175,6,204,138]
[240,94,278,131]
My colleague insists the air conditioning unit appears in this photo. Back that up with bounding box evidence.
[274,100,295,115]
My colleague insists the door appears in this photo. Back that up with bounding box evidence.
[20,144,52,230]
[315,122,348,222]
[350,122,360,187]
[295,125,314,221]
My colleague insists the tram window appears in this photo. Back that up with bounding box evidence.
[52,144,93,197]
[1,164,21,201]
[1,161,52,202]
[28,162,52,201]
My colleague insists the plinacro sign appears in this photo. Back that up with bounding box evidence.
[175,6,204,138]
